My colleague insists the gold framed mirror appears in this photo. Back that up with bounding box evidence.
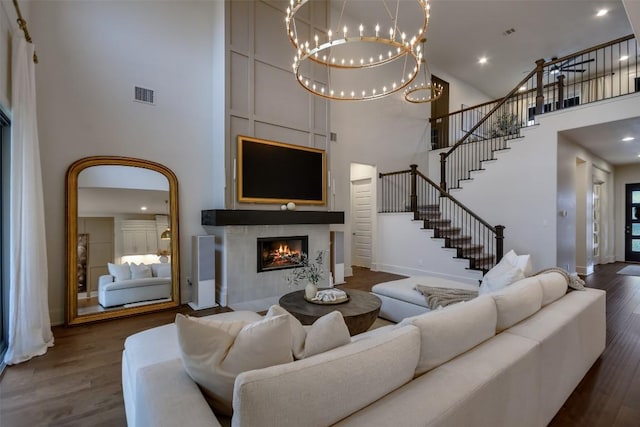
[66,156,180,325]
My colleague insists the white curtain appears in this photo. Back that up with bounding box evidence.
[3,36,53,365]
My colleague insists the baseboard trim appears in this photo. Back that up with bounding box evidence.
[374,263,481,285]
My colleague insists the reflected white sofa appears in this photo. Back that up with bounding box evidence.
[122,272,605,427]
[99,263,171,307]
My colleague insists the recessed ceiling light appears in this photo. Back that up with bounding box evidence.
[596,9,608,17]
[637,154,640,158]
[478,57,488,65]
[620,55,629,61]
[622,137,635,142]
[140,206,148,211]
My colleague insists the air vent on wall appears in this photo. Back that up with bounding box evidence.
[134,86,155,105]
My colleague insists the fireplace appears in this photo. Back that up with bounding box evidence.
[257,235,308,273]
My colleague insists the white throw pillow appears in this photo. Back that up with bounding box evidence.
[175,313,293,416]
[154,263,171,278]
[504,249,533,277]
[107,262,131,281]
[265,306,351,359]
[479,256,525,295]
[130,263,152,279]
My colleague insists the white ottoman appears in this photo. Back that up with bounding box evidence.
[372,276,479,322]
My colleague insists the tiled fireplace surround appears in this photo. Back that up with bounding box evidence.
[202,210,344,308]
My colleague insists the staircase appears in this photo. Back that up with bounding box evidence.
[380,35,637,275]
[380,165,504,275]
[416,203,498,274]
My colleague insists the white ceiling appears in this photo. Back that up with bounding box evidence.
[341,0,640,165]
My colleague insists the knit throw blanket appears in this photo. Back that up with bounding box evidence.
[530,267,586,290]
[414,285,478,310]
[414,267,584,310]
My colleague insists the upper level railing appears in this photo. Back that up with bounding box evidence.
[434,34,637,190]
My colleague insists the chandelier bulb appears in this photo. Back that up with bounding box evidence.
[359,24,364,36]
[343,26,348,38]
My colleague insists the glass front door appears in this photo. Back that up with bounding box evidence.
[625,183,640,262]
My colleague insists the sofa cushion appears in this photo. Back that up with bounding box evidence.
[505,288,605,426]
[108,262,131,281]
[537,272,568,306]
[135,359,221,427]
[232,325,421,427]
[265,305,351,359]
[334,332,540,427]
[175,313,293,416]
[491,277,543,331]
[400,295,497,375]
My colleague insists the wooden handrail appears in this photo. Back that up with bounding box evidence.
[415,170,497,233]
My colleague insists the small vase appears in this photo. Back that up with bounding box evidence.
[305,282,318,300]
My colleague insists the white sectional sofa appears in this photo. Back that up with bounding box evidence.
[122,272,605,427]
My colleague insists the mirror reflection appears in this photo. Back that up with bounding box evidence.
[67,157,180,324]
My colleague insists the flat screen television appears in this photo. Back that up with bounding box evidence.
[237,135,327,205]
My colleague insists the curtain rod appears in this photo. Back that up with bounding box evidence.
[12,0,38,63]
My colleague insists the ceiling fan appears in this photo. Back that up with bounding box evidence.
[547,56,595,76]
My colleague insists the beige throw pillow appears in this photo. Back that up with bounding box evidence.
[175,313,293,416]
[265,306,351,359]
[303,311,351,357]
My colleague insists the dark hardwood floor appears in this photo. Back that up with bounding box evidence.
[0,263,638,426]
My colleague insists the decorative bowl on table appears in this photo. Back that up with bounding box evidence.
[304,288,350,305]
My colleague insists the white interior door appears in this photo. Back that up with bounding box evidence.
[351,178,372,268]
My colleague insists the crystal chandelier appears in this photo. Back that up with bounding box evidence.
[404,38,443,103]
[285,0,431,101]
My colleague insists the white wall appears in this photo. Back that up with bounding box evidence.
[226,0,329,210]
[556,136,614,275]
[614,163,640,261]
[377,213,482,284]
[444,94,640,273]
[330,66,493,276]
[30,0,219,324]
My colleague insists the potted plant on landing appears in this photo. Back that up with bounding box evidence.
[286,250,326,299]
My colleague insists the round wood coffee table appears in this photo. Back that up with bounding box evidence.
[278,288,381,336]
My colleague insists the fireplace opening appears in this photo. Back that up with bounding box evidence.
[257,235,308,273]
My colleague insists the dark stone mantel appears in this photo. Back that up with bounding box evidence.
[202,209,345,226]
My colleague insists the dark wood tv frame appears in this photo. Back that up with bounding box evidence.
[237,135,327,205]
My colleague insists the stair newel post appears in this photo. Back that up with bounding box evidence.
[439,152,447,191]
[410,164,418,219]
[535,58,545,115]
[495,225,505,263]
